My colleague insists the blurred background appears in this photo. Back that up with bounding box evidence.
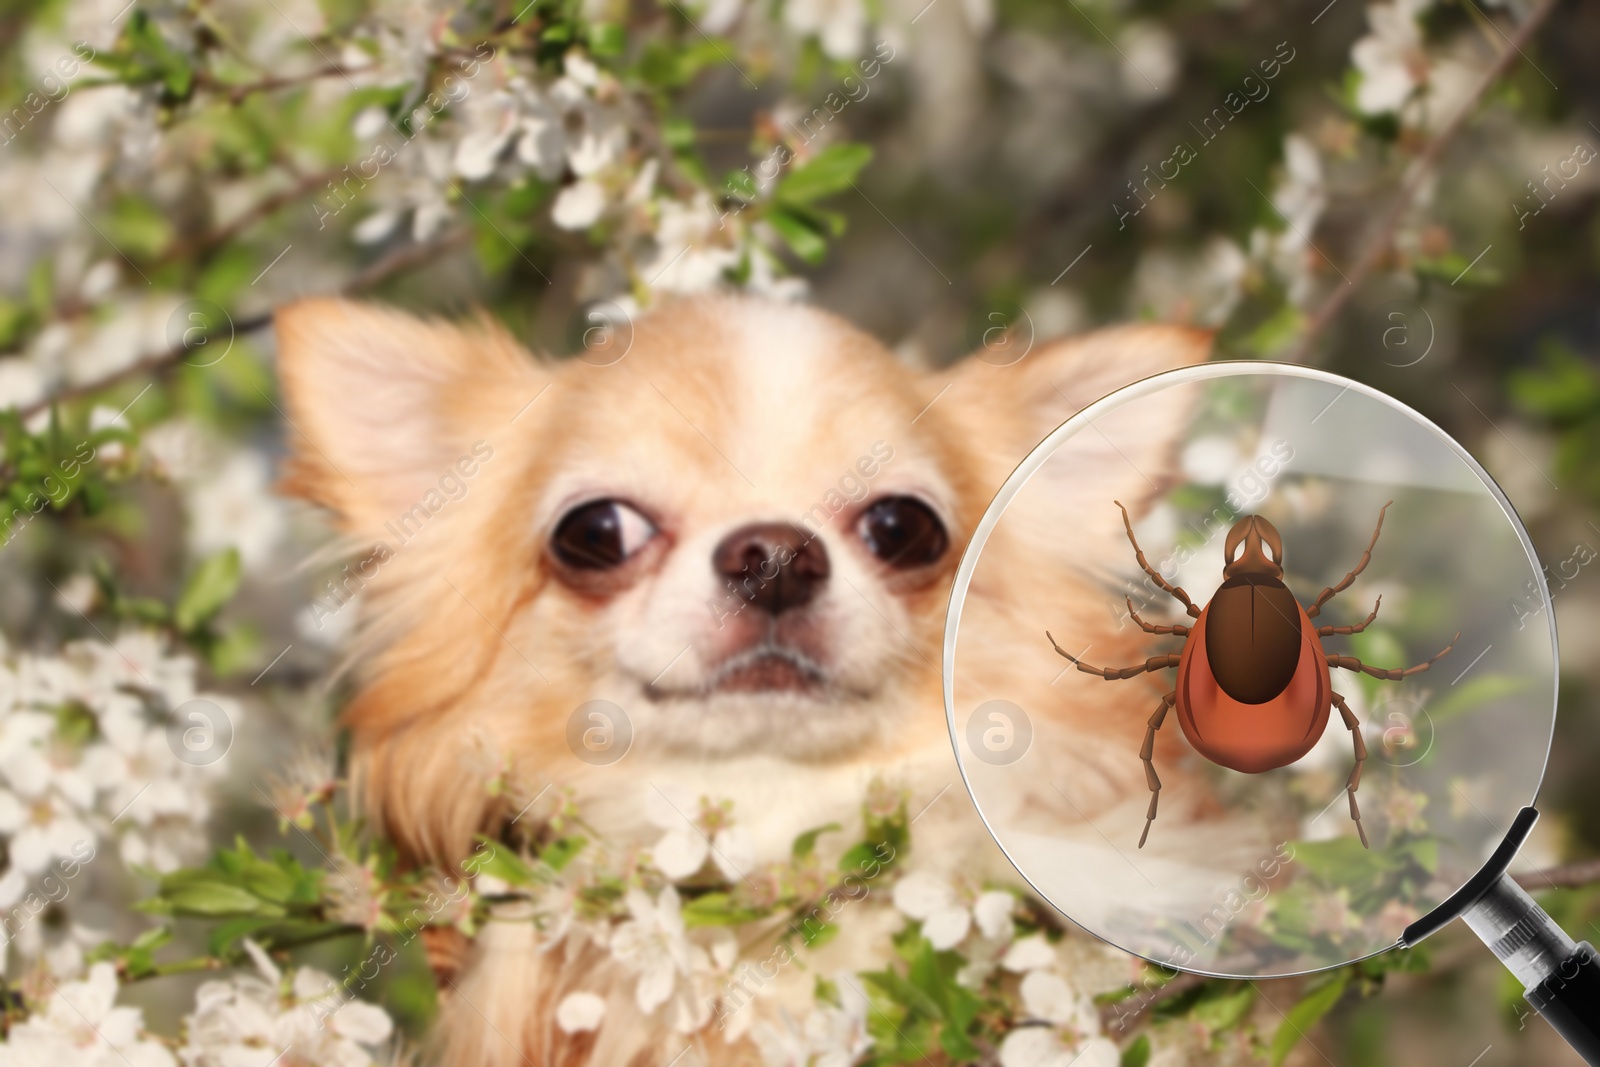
[0,0,1597,1063]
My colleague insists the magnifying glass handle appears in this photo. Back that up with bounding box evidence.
[1463,872,1600,1064]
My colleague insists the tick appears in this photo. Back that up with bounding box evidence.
[1047,502,1458,849]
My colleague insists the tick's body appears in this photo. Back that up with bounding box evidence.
[1048,503,1458,848]
[1178,587,1330,774]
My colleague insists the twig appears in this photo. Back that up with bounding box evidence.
[155,169,343,268]
[200,64,377,104]
[342,225,472,292]
[1517,858,1600,892]
[1289,0,1560,361]
[15,227,473,420]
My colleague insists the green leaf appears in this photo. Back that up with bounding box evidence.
[799,920,839,948]
[239,861,298,904]
[775,144,873,204]
[540,836,587,872]
[791,822,841,859]
[861,966,943,1020]
[1509,341,1600,421]
[1425,673,1531,722]
[0,297,31,349]
[175,548,241,632]
[1241,303,1304,358]
[837,842,880,875]
[131,925,174,951]
[96,10,196,100]
[1270,970,1350,1066]
[1414,252,1500,288]
[469,837,545,888]
[587,23,626,56]
[164,880,280,917]
[682,892,768,927]
[203,622,262,678]
[1121,1034,1152,1067]
[1290,836,1389,890]
[208,917,278,956]
[768,208,830,264]
[1189,982,1255,1032]
[104,196,174,260]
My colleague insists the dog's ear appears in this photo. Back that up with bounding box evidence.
[936,324,1212,497]
[942,323,1211,452]
[274,298,545,534]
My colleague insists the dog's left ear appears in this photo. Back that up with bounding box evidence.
[941,323,1212,445]
[273,298,546,536]
[935,323,1212,481]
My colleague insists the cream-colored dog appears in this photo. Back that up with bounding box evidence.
[274,295,1211,1066]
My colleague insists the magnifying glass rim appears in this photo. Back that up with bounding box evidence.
[941,359,1559,980]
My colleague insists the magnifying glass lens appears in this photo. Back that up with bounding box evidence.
[945,364,1557,979]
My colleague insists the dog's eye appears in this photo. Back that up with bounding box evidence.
[551,500,657,570]
[857,496,948,568]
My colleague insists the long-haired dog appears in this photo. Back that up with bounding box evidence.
[274,295,1212,1065]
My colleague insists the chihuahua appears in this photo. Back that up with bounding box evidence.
[274,294,1212,1066]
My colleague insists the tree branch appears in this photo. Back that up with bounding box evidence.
[1517,858,1600,892]
[154,169,343,269]
[15,227,472,420]
[1289,0,1560,361]
[198,65,377,105]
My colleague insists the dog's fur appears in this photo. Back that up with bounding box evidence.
[274,295,1212,1066]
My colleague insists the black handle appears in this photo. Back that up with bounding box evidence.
[1527,942,1600,1066]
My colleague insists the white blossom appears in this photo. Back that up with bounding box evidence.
[552,180,609,230]
[1351,0,1433,116]
[451,54,626,187]
[609,886,695,1016]
[644,789,752,882]
[996,970,1116,1067]
[1002,934,1059,973]
[751,975,873,1067]
[177,940,395,1067]
[999,1029,1119,1067]
[1117,21,1180,101]
[351,138,456,245]
[0,962,175,1067]
[891,871,1014,951]
[0,631,230,967]
[782,0,868,59]
[555,991,607,1032]
[185,450,287,572]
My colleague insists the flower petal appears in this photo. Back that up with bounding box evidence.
[652,829,710,880]
[973,890,1015,941]
[1002,934,1057,973]
[551,180,608,230]
[556,991,607,1032]
[923,907,972,950]
[891,871,954,920]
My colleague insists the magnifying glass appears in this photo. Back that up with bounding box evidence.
[943,362,1600,1063]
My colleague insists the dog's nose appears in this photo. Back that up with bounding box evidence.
[713,523,830,615]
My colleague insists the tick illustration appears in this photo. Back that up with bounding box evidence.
[1047,502,1457,849]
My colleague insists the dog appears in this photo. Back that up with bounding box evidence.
[274,294,1214,1066]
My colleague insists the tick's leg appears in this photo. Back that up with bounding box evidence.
[1317,596,1381,637]
[1326,631,1459,681]
[1137,692,1176,848]
[1047,632,1182,679]
[1127,597,1191,637]
[1116,501,1202,619]
[1306,501,1392,619]
[1331,691,1369,849]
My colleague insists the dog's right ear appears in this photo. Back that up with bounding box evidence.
[274,299,545,535]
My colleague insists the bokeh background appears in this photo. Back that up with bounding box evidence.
[0,0,1597,1063]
